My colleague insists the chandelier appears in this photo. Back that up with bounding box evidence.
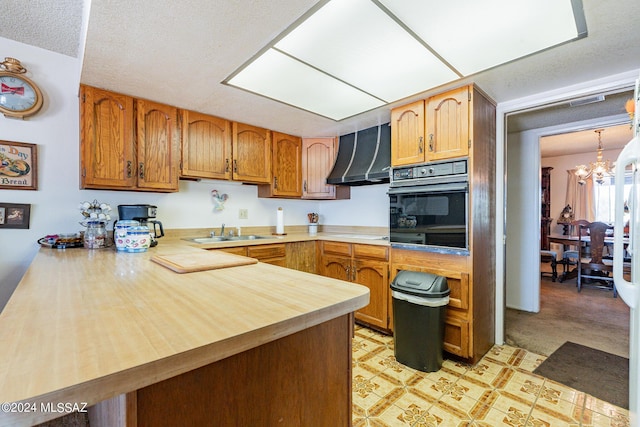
[575,129,614,185]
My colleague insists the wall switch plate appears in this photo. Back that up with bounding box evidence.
[239,209,248,219]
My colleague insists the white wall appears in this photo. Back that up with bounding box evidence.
[319,184,389,226]
[505,130,541,311]
[0,37,389,311]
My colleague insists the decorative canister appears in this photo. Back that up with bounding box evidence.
[83,220,107,249]
[114,220,140,251]
[125,225,151,253]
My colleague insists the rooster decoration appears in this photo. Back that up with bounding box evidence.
[211,189,229,211]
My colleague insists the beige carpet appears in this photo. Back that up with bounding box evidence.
[505,265,630,358]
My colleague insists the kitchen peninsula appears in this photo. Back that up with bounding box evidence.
[0,239,369,426]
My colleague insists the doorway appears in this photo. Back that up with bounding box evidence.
[495,71,638,351]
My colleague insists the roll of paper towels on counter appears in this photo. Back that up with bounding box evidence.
[276,207,284,234]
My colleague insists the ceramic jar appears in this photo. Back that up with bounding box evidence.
[125,225,151,253]
[114,220,140,251]
[308,223,318,236]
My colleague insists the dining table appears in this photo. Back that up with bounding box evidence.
[547,233,629,282]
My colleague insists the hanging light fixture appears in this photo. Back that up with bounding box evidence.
[575,129,614,185]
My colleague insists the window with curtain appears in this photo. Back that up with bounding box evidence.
[593,171,633,224]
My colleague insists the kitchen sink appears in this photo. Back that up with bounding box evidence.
[184,235,270,244]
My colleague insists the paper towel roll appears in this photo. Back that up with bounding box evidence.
[276,207,284,235]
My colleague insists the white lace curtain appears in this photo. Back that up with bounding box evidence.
[565,169,595,222]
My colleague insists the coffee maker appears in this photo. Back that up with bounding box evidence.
[117,204,164,247]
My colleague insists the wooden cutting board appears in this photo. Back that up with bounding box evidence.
[151,251,258,273]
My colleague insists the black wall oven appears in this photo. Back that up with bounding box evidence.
[389,158,469,254]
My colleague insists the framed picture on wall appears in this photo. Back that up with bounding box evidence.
[0,141,38,190]
[0,203,31,229]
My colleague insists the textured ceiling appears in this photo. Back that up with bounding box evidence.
[0,0,84,58]
[2,0,640,150]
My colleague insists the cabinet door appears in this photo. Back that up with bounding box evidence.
[391,100,425,166]
[320,255,351,281]
[285,241,316,273]
[232,122,271,183]
[80,85,135,189]
[353,258,389,329]
[136,99,180,191]
[302,138,336,199]
[425,86,469,161]
[261,132,302,197]
[181,110,231,180]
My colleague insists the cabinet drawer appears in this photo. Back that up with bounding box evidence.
[213,247,247,256]
[353,244,388,261]
[391,264,468,310]
[247,244,286,260]
[321,241,352,257]
[443,314,469,358]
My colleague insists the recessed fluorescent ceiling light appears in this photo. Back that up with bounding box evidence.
[225,0,585,121]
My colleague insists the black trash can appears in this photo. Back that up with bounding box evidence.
[391,270,450,372]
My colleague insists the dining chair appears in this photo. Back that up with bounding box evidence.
[558,219,590,282]
[577,221,617,297]
[540,250,558,281]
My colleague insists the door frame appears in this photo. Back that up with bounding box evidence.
[494,69,639,344]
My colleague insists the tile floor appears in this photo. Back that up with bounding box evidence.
[352,325,629,427]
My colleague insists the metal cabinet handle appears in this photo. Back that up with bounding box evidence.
[419,136,423,154]
[139,163,144,179]
[303,180,307,192]
[429,134,434,152]
[274,176,278,189]
[225,158,230,172]
[126,161,132,178]
[233,159,238,173]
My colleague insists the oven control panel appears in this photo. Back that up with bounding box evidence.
[392,158,468,182]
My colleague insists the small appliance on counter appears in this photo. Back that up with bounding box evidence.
[117,204,164,247]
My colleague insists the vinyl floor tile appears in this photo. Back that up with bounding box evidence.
[352,325,630,427]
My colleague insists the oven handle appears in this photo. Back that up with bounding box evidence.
[388,182,468,194]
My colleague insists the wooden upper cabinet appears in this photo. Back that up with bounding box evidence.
[391,86,472,167]
[180,110,232,180]
[426,85,470,161]
[80,85,135,189]
[258,132,302,198]
[80,85,179,192]
[391,100,425,167]
[232,122,271,184]
[301,137,349,200]
[136,99,180,191]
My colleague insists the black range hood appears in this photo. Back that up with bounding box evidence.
[326,123,390,186]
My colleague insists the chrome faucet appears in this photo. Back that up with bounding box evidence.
[210,224,226,237]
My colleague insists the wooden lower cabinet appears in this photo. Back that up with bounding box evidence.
[390,248,492,363]
[247,244,286,266]
[210,244,286,267]
[319,241,389,330]
[285,241,316,273]
[215,246,247,256]
[89,314,354,427]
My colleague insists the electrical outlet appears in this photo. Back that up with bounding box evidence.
[239,209,248,219]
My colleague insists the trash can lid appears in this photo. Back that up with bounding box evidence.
[390,270,450,298]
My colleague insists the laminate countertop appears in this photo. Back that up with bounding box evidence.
[0,241,369,426]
